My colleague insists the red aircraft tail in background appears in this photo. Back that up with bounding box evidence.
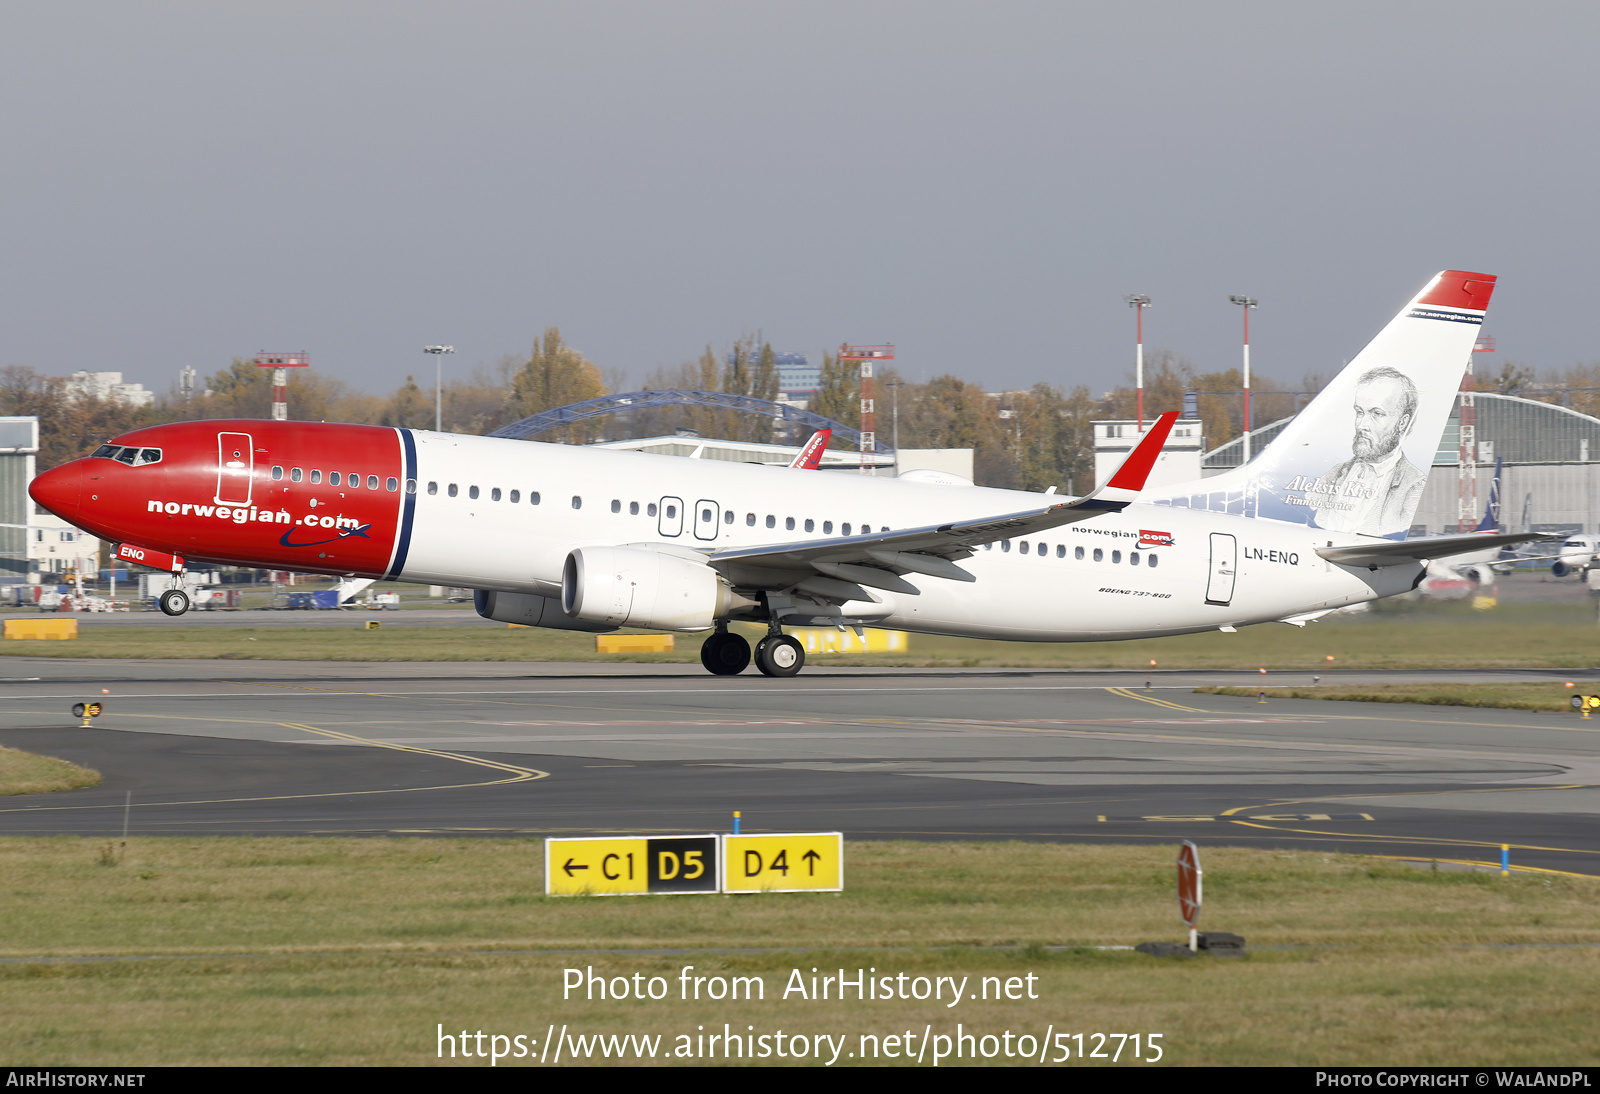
[788,429,831,470]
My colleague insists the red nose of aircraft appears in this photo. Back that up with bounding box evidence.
[29,461,83,523]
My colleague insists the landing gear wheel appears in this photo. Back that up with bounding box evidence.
[157,588,190,617]
[755,634,805,678]
[700,632,751,675]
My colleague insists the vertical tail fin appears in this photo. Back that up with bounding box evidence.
[1474,457,1503,533]
[1152,270,1496,539]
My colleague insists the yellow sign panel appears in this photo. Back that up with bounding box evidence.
[545,835,718,896]
[722,833,843,893]
[791,629,906,654]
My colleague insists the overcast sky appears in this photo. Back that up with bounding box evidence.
[3,2,1596,401]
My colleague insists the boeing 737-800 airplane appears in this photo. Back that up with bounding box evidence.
[29,271,1535,677]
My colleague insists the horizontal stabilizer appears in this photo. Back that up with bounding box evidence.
[1317,532,1541,569]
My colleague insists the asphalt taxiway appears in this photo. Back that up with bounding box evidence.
[0,659,1596,876]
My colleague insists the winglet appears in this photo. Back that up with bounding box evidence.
[1104,412,1179,494]
[789,429,832,470]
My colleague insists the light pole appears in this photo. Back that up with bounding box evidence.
[1228,296,1257,462]
[1124,295,1150,432]
[885,381,904,472]
[424,345,455,432]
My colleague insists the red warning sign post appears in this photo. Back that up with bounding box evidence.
[1177,840,1202,953]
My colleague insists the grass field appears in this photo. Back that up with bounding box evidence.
[4,598,1600,670]
[1198,682,1597,712]
[0,838,1595,1066]
[0,746,100,795]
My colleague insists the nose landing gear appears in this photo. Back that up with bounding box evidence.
[157,588,190,616]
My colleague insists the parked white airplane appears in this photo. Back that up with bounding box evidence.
[29,270,1536,676]
[1551,534,1600,578]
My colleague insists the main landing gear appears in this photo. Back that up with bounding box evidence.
[700,630,751,675]
[698,628,806,677]
[157,588,190,616]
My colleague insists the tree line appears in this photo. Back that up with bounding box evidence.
[7,328,1583,489]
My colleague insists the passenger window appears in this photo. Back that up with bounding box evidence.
[347,473,358,488]
[804,519,815,532]
[469,486,480,500]
[291,468,303,482]
[572,496,583,510]
[860,524,869,534]
[311,470,322,484]
[746,513,755,526]
[630,502,639,515]
[1112,550,1122,564]
[1130,552,1140,566]
[645,501,654,516]
[983,542,992,550]
[448,483,458,497]
[1001,540,1011,553]
[1020,540,1028,554]
[610,499,621,513]
[427,481,437,495]
[531,492,542,505]
[271,466,284,480]
[766,515,776,528]
[665,503,676,519]
[367,475,379,490]
[1074,546,1083,560]
[1093,548,1103,562]
[492,488,502,501]
[786,517,795,530]
[723,510,734,524]
[509,489,520,503]
[842,523,851,535]
[405,479,416,494]
[330,472,341,486]
[1148,553,1159,568]
[701,507,712,523]
[822,521,833,534]
[1057,544,1066,558]
[386,477,398,492]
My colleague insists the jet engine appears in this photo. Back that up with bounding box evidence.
[562,546,738,631]
[474,590,616,632]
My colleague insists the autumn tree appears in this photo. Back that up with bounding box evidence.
[0,366,151,471]
[506,328,607,443]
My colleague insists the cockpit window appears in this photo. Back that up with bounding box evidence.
[92,444,162,466]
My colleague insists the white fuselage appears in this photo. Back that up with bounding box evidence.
[397,432,1413,640]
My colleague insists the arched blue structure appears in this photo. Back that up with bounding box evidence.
[488,389,892,454]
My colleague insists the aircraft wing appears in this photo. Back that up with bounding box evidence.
[707,413,1178,597]
[1318,532,1544,569]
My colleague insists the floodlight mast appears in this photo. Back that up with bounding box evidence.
[1124,295,1151,432]
[1229,296,1258,462]
[424,345,455,432]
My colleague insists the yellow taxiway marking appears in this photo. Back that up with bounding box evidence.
[0,715,547,815]
[1105,687,1209,712]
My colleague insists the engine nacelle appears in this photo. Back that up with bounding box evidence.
[1553,561,1570,578]
[562,546,731,631]
[474,590,616,632]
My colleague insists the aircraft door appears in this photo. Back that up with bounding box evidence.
[692,499,720,541]
[216,432,254,506]
[658,496,684,537]
[1206,532,1237,606]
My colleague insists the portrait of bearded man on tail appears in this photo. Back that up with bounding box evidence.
[1305,365,1427,537]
